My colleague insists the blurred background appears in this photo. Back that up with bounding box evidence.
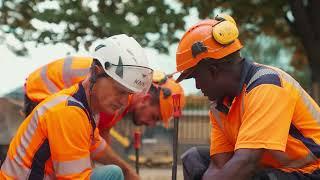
[1,0,320,179]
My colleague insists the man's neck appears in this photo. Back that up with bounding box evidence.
[82,78,98,115]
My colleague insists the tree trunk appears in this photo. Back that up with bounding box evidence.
[288,0,320,104]
[312,82,320,103]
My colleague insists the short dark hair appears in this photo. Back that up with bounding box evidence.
[91,58,109,78]
[91,58,103,70]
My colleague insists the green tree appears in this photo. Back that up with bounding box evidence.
[0,0,186,55]
[1,0,320,102]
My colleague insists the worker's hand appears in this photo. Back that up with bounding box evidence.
[124,168,140,180]
[202,168,218,180]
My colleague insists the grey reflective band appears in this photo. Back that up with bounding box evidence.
[15,95,69,164]
[53,156,91,175]
[1,156,54,179]
[91,139,107,158]
[63,56,90,88]
[247,68,278,88]
[41,65,59,93]
[280,71,320,123]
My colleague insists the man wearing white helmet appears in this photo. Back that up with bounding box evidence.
[0,34,152,180]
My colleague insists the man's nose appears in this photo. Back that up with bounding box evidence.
[195,79,201,90]
[119,92,129,107]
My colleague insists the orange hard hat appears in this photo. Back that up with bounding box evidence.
[176,14,243,82]
[152,71,185,127]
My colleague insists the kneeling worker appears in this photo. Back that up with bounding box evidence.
[1,34,153,179]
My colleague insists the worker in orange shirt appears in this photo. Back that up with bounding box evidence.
[1,34,154,180]
[98,70,185,141]
[175,14,320,180]
[23,55,185,138]
[17,50,185,179]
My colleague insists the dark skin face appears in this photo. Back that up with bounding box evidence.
[187,58,264,180]
[188,58,243,101]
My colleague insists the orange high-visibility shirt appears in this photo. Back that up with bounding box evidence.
[1,84,107,179]
[25,56,92,102]
[25,56,130,131]
[209,59,320,173]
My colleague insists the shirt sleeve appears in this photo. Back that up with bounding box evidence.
[209,111,234,156]
[235,84,296,151]
[90,127,107,159]
[45,106,93,179]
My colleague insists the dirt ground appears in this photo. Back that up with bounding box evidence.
[140,166,184,180]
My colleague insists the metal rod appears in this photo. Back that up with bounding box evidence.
[135,148,139,174]
[134,130,141,175]
[172,117,179,180]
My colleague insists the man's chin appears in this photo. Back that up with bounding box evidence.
[207,96,216,101]
[104,108,116,115]
[132,119,143,126]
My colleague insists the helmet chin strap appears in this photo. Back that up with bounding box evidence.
[88,71,110,138]
[88,71,105,140]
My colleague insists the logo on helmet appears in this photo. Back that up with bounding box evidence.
[95,44,106,51]
[134,79,145,87]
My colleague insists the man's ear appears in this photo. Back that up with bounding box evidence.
[95,65,105,74]
[208,64,218,77]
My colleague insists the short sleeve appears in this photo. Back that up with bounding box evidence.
[209,111,234,156]
[90,127,107,159]
[46,106,92,179]
[235,84,296,151]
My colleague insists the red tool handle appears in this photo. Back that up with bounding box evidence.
[172,94,182,118]
[134,131,141,149]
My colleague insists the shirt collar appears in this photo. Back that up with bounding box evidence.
[73,83,94,119]
[214,58,253,114]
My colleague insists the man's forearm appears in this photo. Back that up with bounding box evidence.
[100,128,111,144]
[95,144,134,176]
[203,149,263,180]
[210,154,258,179]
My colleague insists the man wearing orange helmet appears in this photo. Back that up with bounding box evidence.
[19,56,185,178]
[176,14,320,180]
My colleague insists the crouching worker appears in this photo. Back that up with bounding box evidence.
[0,34,153,179]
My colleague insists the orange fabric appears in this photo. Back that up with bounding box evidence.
[1,84,106,179]
[176,19,243,72]
[209,60,320,174]
[158,78,185,127]
[25,57,92,102]
[25,57,131,131]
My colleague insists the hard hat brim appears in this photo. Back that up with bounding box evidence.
[176,67,195,83]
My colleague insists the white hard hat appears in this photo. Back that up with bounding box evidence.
[92,34,153,94]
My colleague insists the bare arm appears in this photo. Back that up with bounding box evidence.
[212,151,234,168]
[99,128,111,144]
[95,144,139,180]
[202,149,264,180]
[95,130,139,180]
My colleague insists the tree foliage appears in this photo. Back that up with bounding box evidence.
[1,0,320,101]
[0,0,186,55]
[180,0,320,101]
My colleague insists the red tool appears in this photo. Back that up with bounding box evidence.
[134,130,141,175]
[172,94,182,180]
